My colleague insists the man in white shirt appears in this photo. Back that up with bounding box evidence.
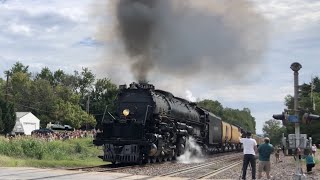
[240,132,257,180]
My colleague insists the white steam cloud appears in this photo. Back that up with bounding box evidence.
[177,137,205,164]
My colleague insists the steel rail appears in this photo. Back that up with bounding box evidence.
[159,154,242,177]
[197,161,241,179]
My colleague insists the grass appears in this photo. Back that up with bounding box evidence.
[0,136,108,168]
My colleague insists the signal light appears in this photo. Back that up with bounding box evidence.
[272,113,285,120]
[302,113,320,124]
[272,112,288,125]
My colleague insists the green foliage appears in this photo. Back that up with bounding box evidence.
[0,99,16,134]
[0,62,120,130]
[53,100,96,128]
[283,76,320,144]
[21,139,45,160]
[0,137,105,167]
[35,67,54,84]
[198,100,256,133]
[78,68,95,97]
[90,78,118,127]
[262,119,286,145]
[222,107,256,133]
[197,100,223,117]
[7,62,30,76]
[0,137,100,161]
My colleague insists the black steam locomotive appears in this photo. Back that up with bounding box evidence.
[93,82,244,164]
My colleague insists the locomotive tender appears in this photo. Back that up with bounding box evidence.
[93,82,244,164]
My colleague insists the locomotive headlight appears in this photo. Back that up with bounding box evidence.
[123,109,130,116]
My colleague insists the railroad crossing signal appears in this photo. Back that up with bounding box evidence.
[287,115,299,123]
[272,112,288,125]
[302,113,320,124]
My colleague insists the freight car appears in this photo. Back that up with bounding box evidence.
[252,134,264,146]
[93,82,249,164]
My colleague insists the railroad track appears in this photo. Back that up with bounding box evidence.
[159,154,242,178]
[197,160,242,179]
[66,164,141,172]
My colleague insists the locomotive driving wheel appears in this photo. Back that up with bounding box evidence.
[146,157,151,164]
[151,157,157,163]
[172,149,177,160]
[163,157,167,162]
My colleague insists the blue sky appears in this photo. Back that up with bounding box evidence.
[1,0,320,134]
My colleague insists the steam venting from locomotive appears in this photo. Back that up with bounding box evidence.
[177,137,205,164]
[98,0,269,82]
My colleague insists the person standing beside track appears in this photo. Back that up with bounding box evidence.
[257,137,274,179]
[240,132,257,180]
[311,144,317,156]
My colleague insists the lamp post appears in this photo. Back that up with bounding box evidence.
[290,62,305,180]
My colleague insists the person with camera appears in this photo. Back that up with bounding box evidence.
[240,132,257,180]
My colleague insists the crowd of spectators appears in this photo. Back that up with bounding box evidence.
[32,129,97,141]
[8,129,97,142]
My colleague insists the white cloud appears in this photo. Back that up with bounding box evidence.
[252,0,320,32]
[8,23,32,36]
[1,0,90,23]
[202,83,292,103]
[0,0,99,76]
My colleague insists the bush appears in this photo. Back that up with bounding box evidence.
[20,139,45,160]
[0,137,100,161]
[0,138,23,157]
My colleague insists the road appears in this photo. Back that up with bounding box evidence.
[0,167,186,180]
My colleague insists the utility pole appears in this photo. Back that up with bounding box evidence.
[290,62,305,180]
[86,95,90,114]
[5,71,9,103]
[311,75,316,111]
[86,94,90,130]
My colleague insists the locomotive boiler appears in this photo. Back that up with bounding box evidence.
[93,82,243,164]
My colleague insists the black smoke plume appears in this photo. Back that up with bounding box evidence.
[97,0,269,83]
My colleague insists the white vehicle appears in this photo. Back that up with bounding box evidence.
[47,122,73,130]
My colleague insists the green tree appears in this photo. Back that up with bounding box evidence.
[0,108,3,132]
[10,72,32,111]
[7,62,31,77]
[0,99,16,135]
[28,79,56,126]
[78,68,95,97]
[262,119,286,145]
[53,69,65,86]
[283,76,320,144]
[197,99,223,117]
[53,100,96,129]
[222,107,256,133]
[197,99,256,133]
[35,67,54,85]
[0,77,4,99]
[90,78,118,127]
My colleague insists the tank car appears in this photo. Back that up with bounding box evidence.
[252,134,264,146]
[93,82,243,164]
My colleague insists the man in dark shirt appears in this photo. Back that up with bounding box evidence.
[258,137,274,179]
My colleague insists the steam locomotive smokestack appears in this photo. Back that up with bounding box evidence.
[98,0,269,83]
